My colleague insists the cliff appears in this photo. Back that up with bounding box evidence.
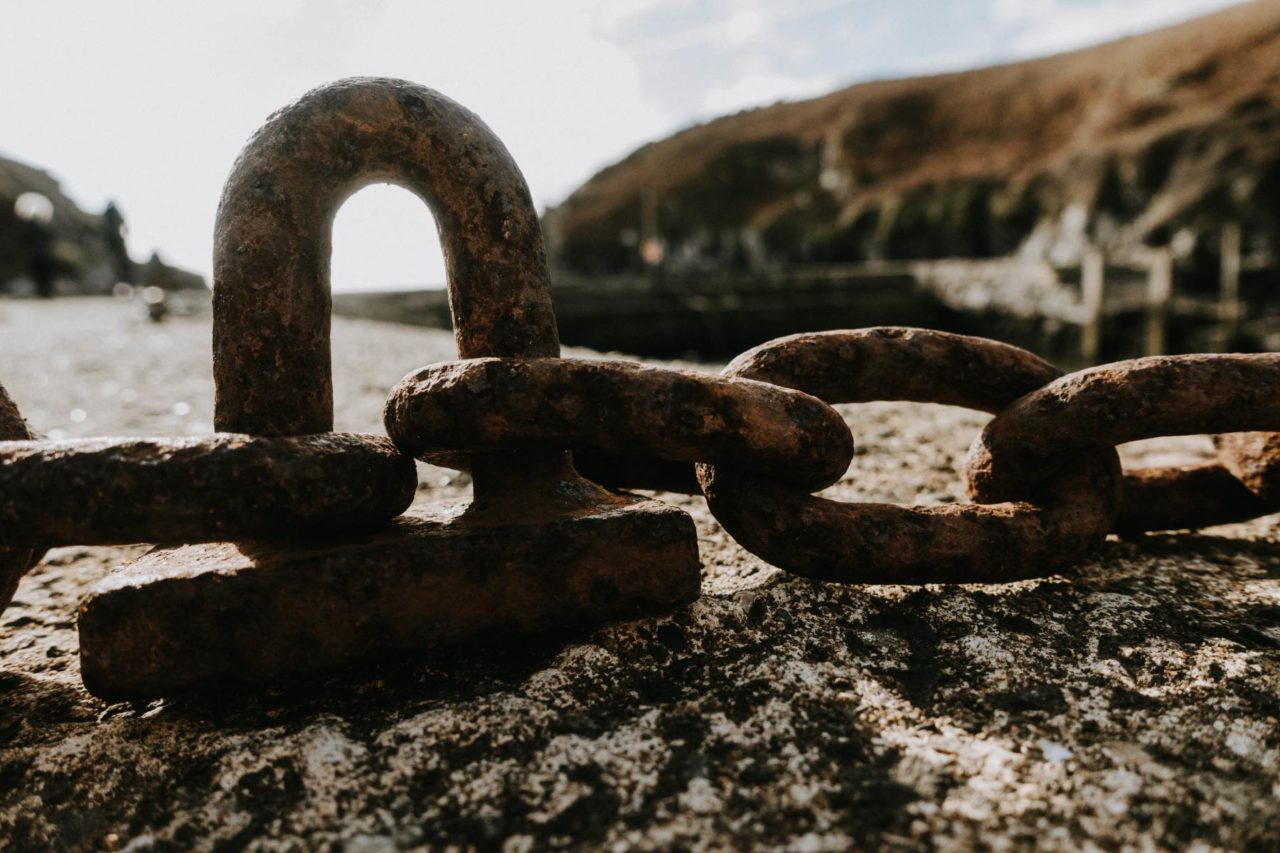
[547,1,1280,274]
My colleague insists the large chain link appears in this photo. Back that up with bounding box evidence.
[696,329,1118,584]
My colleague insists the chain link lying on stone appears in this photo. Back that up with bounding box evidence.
[694,329,1120,583]
[383,357,853,494]
[965,354,1280,534]
[388,330,1280,584]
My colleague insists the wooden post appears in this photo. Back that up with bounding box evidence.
[1081,247,1105,364]
[1145,247,1173,356]
[1218,221,1242,350]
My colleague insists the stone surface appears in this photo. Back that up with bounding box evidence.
[2,299,1279,850]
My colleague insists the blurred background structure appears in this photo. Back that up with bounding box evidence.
[0,157,204,299]
[1,0,1277,362]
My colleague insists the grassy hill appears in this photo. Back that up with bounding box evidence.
[547,1,1280,273]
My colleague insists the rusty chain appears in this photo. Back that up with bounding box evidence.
[1,77,1278,698]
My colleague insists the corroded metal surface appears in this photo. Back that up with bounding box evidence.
[213,77,559,437]
[79,496,698,700]
[80,78,701,699]
[0,433,415,546]
[722,328,1062,410]
[1114,462,1272,534]
[698,461,1117,583]
[967,355,1280,515]
[384,357,853,494]
[697,329,1119,582]
[1214,431,1280,502]
[554,326,1062,496]
[0,380,38,613]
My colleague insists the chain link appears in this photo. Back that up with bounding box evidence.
[965,354,1280,532]
[0,433,414,546]
[695,329,1119,583]
[383,357,853,494]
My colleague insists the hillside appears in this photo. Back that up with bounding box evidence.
[0,154,203,295]
[546,1,1280,273]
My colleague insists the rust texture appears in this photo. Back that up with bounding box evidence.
[565,327,1069,496]
[0,380,38,613]
[695,329,1118,582]
[213,77,559,436]
[384,357,853,494]
[966,355,1280,532]
[0,433,415,546]
[1114,463,1271,534]
[723,328,1063,409]
[81,78,701,699]
[1214,431,1280,502]
[79,496,699,700]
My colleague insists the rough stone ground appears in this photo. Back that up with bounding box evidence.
[1,298,1278,851]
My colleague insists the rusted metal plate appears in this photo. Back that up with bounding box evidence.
[0,381,38,613]
[0,433,415,546]
[385,357,853,494]
[695,329,1119,583]
[78,494,699,700]
[967,355,1280,519]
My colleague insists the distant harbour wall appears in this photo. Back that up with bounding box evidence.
[332,258,1278,363]
[332,266,961,360]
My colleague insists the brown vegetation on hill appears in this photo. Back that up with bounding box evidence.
[547,1,1280,272]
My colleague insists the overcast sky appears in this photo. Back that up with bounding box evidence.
[0,0,1244,291]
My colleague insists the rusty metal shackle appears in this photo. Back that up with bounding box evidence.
[80,78,700,699]
[213,78,557,425]
[212,75,595,505]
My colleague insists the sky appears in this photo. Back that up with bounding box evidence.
[0,0,1246,291]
